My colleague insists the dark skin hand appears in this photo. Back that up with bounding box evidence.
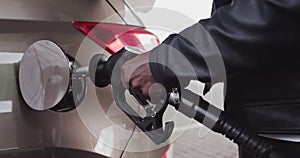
[122,52,165,102]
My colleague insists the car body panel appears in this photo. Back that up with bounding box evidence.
[0,1,173,157]
[0,0,124,22]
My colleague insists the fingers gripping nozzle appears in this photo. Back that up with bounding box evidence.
[88,48,174,145]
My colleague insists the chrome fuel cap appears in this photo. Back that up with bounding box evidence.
[19,40,70,111]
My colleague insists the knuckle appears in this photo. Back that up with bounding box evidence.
[130,80,139,89]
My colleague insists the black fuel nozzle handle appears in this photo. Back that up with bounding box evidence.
[168,89,285,158]
[88,49,126,87]
[89,48,149,106]
[88,48,174,144]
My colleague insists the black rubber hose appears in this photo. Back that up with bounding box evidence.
[212,113,284,158]
[174,89,285,158]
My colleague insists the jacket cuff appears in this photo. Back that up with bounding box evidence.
[149,36,180,91]
[149,20,211,90]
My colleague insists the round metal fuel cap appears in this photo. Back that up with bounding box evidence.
[19,40,70,111]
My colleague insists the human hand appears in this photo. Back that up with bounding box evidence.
[121,52,165,103]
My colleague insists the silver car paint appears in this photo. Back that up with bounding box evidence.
[0,0,169,157]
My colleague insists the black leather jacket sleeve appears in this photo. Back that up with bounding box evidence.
[149,0,300,89]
